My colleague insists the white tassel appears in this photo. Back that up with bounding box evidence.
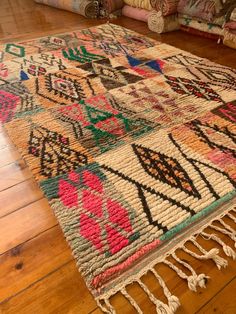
[97,298,116,314]
[151,268,180,312]
[168,295,180,313]
[164,259,198,292]
[183,239,228,270]
[210,224,236,247]
[219,219,236,236]
[227,213,236,224]
[120,288,143,314]
[172,253,209,288]
[137,279,172,314]
[201,231,236,260]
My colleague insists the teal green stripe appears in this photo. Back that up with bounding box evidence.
[160,190,236,242]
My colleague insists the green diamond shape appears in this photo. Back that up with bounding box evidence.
[5,43,25,57]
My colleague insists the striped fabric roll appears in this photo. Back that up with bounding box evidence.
[148,11,179,33]
[122,5,151,22]
[123,0,152,11]
[34,0,100,18]
[150,0,179,16]
[101,0,124,14]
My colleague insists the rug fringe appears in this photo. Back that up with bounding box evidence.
[96,204,236,313]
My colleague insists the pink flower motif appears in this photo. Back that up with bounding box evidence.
[59,179,78,208]
[105,224,129,255]
[107,199,132,233]
[82,189,103,218]
[68,171,80,183]
[83,170,103,193]
[80,213,103,253]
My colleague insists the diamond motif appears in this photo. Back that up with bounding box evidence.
[132,143,200,197]
[28,124,89,178]
[5,43,25,57]
[166,75,222,102]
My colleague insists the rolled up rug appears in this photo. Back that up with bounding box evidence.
[181,25,223,40]
[122,5,151,22]
[224,21,236,31]
[123,0,152,11]
[177,0,218,23]
[231,8,236,22]
[224,30,236,49]
[179,13,225,27]
[179,14,224,37]
[34,0,100,18]
[148,11,179,33]
[101,0,124,15]
[150,0,179,16]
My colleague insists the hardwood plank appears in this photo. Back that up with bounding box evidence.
[0,198,56,254]
[2,228,232,314]
[0,226,72,302]
[0,179,43,218]
[0,133,12,150]
[0,161,32,192]
[0,146,20,168]
[197,277,236,314]
[0,0,104,43]
[0,261,98,314]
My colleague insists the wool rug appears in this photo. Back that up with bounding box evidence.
[0,23,236,313]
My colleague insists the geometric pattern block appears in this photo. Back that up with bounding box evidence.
[96,108,236,235]
[74,23,156,58]
[0,82,42,121]
[1,52,73,83]
[4,110,93,181]
[110,77,223,129]
[40,163,139,259]
[24,57,149,109]
[0,24,157,84]
[164,53,204,67]
[172,112,236,181]
[51,94,155,155]
[75,57,145,89]
[186,65,236,90]
[165,75,222,102]
[164,53,236,90]
[212,100,236,124]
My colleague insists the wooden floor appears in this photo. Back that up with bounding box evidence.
[0,1,236,313]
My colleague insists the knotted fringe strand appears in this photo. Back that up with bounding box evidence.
[96,205,236,313]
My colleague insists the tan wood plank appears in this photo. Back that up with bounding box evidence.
[0,261,98,314]
[197,277,236,314]
[0,198,56,254]
[0,226,72,302]
[0,133,12,150]
[0,161,32,192]
[0,146,21,168]
[1,227,235,314]
[0,179,43,218]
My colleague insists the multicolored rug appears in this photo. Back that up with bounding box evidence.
[1,23,236,313]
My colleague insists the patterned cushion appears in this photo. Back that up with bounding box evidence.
[177,0,221,22]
